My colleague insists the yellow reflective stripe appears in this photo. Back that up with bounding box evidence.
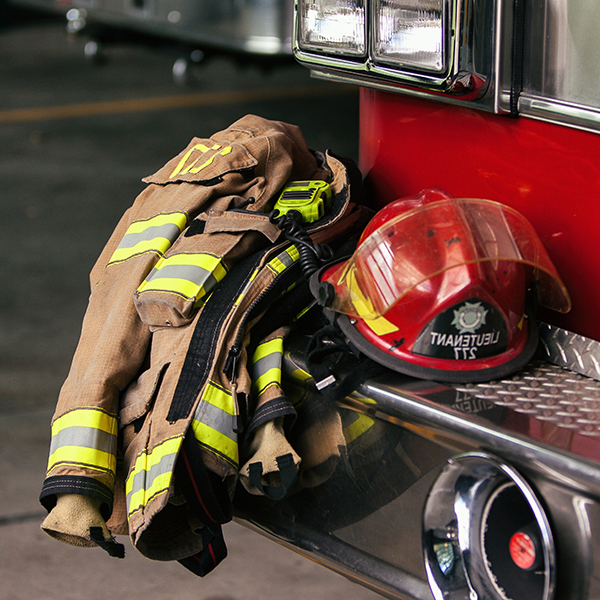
[267,245,300,275]
[108,211,188,264]
[253,337,283,362]
[125,212,188,234]
[126,435,183,517]
[234,267,260,307]
[169,143,233,178]
[192,421,238,467]
[192,381,238,467]
[136,253,228,300]
[203,381,234,415]
[252,337,284,395]
[52,408,118,436]
[288,367,312,382]
[47,408,118,475]
[343,413,375,444]
[48,446,117,475]
[364,315,400,336]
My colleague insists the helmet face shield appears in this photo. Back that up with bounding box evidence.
[323,197,571,320]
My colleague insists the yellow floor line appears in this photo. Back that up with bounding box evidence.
[0,84,356,124]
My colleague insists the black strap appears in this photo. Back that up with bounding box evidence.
[247,453,297,501]
[175,431,232,526]
[249,280,314,348]
[244,396,297,438]
[88,527,125,558]
[168,249,265,422]
[177,525,228,577]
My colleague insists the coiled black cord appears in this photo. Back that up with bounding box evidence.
[269,209,333,278]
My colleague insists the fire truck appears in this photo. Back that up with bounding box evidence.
[233,2,600,600]
[5,0,293,79]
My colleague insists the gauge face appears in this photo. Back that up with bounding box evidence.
[423,453,555,600]
[509,531,537,571]
[481,482,546,600]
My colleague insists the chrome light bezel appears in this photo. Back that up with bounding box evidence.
[293,0,505,109]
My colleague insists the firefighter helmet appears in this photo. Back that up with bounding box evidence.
[312,189,571,383]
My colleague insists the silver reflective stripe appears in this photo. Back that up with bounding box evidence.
[192,382,238,467]
[125,435,183,517]
[194,400,236,445]
[114,223,183,251]
[253,352,281,379]
[108,212,188,264]
[145,263,220,294]
[49,426,117,457]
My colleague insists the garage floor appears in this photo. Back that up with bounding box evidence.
[0,11,383,600]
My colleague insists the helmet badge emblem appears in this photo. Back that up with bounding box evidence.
[452,302,488,334]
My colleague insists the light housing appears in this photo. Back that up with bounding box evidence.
[297,0,367,57]
[373,0,447,73]
[294,0,508,112]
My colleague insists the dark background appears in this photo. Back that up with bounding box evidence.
[0,10,378,600]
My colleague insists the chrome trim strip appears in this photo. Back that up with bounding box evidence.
[308,68,502,113]
[236,518,434,600]
[519,94,600,134]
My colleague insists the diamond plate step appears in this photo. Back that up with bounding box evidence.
[453,361,600,438]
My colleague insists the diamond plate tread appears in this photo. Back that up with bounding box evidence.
[539,322,600,380]
[453,360,600,438]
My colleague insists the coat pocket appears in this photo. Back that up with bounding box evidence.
[119,362,170,427]
[133,211,280,328]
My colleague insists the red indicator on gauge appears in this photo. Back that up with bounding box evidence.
[509,531,536,570]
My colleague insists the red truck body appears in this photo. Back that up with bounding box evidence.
[359,89,600,340]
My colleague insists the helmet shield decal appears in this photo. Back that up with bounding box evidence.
[412,298,508,360]
[323,197,571,320]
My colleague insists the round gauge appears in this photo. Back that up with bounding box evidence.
[423,453,556,600]
[481,482,546,599]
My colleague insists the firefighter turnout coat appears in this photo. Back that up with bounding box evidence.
[39,115,358,571]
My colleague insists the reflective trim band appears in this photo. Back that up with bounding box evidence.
[108,212,188,265]
[192,382,238,468]
[343,412,375,445]
[169,143,233,179]
[47,408,118,476]
[233,246,300,307]
[126,435,183,517]
[266,245,300,275]
[234,267,260,307]
[252,337,284,396]
[137,253,228,302]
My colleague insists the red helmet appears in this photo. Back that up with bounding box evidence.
[313,189,571,383]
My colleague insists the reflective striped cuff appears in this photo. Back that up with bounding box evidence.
[39,475,113,520]
[47,407,118,477]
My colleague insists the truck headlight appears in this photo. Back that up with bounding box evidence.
[297,0,367,57]
[373,0,447,73]
[294,0,499,108]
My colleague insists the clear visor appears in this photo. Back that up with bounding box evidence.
[324,198,571,319]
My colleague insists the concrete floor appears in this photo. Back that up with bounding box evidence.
[0,11,382,600]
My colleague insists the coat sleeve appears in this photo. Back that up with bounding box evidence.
[39,183,176,517]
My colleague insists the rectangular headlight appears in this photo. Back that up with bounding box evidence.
[373,0,447,73]
[297,0,366,57]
